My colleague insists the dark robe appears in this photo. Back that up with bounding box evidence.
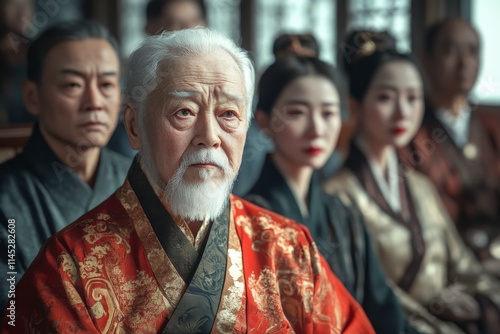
[246,155,417,334]
[0,123,130,308]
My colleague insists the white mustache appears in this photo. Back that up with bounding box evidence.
[179,149,232,176]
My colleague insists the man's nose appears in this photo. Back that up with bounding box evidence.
[83,82,104,111]
[192,113,221,148]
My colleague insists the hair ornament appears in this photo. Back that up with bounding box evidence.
[350,31,396,64]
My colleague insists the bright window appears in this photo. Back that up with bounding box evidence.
[346,0,411,52]
[471,0,500,105]
[253,0,336,72]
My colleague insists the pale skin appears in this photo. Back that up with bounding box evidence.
[256,75,341,210]
[23,39,121,185]
[123,49,247,237]
[352,61,424,172]
[423,18,480,116]
[354,60,480,321]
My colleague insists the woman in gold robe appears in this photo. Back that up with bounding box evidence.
[324,31,500,334]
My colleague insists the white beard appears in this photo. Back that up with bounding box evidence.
[163,148,236,221]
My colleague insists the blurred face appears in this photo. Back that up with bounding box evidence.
[264,76,341,170]
[274,35,318,59]
[357,61,424,149]
[151,0,205,34]
[426,19,480,97]
[126,50,247,219]
[1,0,34,36]
[25,39,121,154]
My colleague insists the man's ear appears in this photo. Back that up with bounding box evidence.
[255,109,273,137]
[123,102,142,150]
[23,80,40,116]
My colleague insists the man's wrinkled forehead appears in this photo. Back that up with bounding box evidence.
[168,89,244,102]
[436,20,480,46]
[153,50,245,94]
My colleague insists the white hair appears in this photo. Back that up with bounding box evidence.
[123,27,255,128]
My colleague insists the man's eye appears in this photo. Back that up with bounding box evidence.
[101,82,115,89]
[222,110,237,118]
[65,83,81,89]
[175,109,191,117]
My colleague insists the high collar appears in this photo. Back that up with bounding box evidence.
[248,154,326,233]
[20,123,116,209]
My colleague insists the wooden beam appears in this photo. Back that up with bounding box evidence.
[240,0,255,60]
[83,0,121,44]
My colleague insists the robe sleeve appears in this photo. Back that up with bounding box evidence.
[2,236,100,333]
[437,185,500,309]
[389,282,464,334]
[357,216,419,334]
[322,257,376,334]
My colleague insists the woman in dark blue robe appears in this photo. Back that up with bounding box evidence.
[244,56,418,334]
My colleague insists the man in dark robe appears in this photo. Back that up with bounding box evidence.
[0,20,129,308]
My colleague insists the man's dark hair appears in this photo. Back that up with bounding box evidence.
[27,19,119,83]
[146,0,206,22]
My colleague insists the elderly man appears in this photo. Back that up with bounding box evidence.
[401,18,500,277]
[0,20,129,308]
[3,28,374,333]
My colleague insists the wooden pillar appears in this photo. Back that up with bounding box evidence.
[336,0,348,68]
[83,0,121,44]
[240,0,255,60]
[411,0,472,59]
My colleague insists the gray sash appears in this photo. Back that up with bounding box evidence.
[127,158,229,333]
[161,205,229,333]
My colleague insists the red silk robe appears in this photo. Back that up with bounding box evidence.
[2,179,374,333]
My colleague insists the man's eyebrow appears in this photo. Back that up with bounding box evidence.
[224,93,244,102]
[59,68,118,77]
[168,90,199,98]
[169,90,244,101]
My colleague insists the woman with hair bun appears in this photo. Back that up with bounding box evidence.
[324,30,500,334]
[245,55,417,334]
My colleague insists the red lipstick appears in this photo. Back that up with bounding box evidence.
[304,148,323,156]
[391,127,407,135]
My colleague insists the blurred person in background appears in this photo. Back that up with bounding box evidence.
[0,0,36,124]
[325,30,500,334]
[245,55,420,334]
[401,17,500,277]
[145,0,206,35]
